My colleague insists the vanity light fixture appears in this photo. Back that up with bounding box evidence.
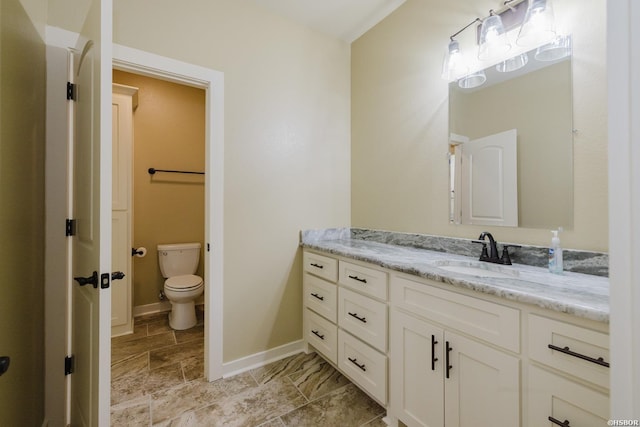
[458,70,487,89]
[535,34,571,61]
[496,52,529,72]
[441,18,481,81]
[517,0,556,47]
[478,11,511,61]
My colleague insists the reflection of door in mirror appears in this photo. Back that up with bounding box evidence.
[453,129,518,227]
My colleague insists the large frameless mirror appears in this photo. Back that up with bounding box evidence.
[448,36,573,229]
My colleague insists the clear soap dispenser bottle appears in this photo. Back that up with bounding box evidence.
[549,229,563,274]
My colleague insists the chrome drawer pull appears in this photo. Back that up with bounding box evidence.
[348,312,367,323]
[311,330,325,340]
[548,416,571,427]
[348,275,367,283]
[310,293,324,301]
[348,357,366,372]
[547,344,610,368]
[310,263,324,269]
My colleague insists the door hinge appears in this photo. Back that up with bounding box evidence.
[101,273,110,289]
[65,355,74,375]
[67,82,77,101]
[65,219,77,236]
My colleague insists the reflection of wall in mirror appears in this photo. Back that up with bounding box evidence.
[449,61,573,229]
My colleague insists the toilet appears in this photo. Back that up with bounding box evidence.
[157,242,204,330]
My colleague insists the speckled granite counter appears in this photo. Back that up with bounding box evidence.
[301,228,609,323]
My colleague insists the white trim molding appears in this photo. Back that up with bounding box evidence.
[112,44,225,381]
[608,0,640,418]
[222,340,306,379]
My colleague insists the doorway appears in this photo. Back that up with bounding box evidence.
[113,44,225,382]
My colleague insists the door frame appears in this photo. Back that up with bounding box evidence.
[113,44,225,381]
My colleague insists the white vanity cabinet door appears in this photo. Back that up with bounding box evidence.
[303,251,338,282]
[444,331,520,427]
[529,314,610,389]
[339,260,388,301]
[338,287,387,352]
[390,310,444,427]
[338,329,387,404]
[527,365,609,427]
[305,308,337,364]
[303,273,337,322]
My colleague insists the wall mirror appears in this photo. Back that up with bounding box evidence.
[448,37,573,229]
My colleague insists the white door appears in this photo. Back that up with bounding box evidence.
[444,332,520,427]
[460,129,518,227]
[390,310,444,427]
[111,85,137,337]
[70,0,113,425]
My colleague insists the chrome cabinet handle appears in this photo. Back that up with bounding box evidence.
[548,344,610,368]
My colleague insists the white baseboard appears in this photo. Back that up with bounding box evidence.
[222,340,305,378]
[132,301,172,317]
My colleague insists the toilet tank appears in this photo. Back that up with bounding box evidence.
[157,242,201,278]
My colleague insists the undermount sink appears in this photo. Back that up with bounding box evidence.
[433,260,520,279]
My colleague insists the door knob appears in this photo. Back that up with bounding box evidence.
[74,271,99,288]
[111,271,125,281]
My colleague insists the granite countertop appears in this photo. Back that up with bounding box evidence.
[301,229,609,323]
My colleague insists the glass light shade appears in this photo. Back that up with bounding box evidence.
[517,0,556,47]
[458,70,487,89]
[442,40,469,81]
[478,14,511,61]
[535,34,571,61]
[496,52,529,73]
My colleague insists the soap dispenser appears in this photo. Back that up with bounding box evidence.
[549,229,563,274]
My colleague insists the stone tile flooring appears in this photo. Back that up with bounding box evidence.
[111,311,387,426]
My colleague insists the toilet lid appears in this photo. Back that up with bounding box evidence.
[165,274,203,291]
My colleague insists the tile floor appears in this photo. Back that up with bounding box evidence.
[111,310,387,426]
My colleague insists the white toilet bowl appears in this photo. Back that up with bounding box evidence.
[164,274,203,330]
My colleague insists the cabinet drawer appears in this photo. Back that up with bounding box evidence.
[304,273,337,322]
[391,275,520,353]
[339,260,388,301]
[303,251,338,282]
[529,314,610,389]
[527,365,609,426]
[338,287,387,352]
[338,329,387,404]
[305,309,337,364]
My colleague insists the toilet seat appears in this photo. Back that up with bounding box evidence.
[165,274,203,292]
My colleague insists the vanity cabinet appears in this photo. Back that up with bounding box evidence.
[526,314,610,426]
[302,247,610,426]
[303,250,389,404]
[390,275,520,427]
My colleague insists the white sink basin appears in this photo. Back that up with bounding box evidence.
[433,260,519,279]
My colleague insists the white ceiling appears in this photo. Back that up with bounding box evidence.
[250,0,407,43]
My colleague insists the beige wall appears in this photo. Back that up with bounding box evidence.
[108,1,352,362]
[0,0,46,424]
[352,0,607,251]
[113,70,206,307]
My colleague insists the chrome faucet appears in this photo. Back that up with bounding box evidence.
[472,232,520,265]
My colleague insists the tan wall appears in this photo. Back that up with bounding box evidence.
[352,0,607,251]
[113,70,206,306]
[0,0,46,424]
[107,1,351,362]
